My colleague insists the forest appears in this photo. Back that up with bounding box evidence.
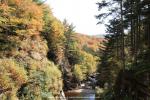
[96,0,150,99]
[0,0,150,100]
[0,0,99,99]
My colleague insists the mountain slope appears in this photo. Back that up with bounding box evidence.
[74,33,104,52]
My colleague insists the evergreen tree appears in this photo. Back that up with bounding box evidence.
[96,0,150,99]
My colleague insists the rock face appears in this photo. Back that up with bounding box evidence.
[30,51,42,60]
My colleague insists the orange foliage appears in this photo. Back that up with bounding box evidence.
[0,0,44,35]
[74,33,105,51]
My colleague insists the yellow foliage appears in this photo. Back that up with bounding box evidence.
[46,17,65,63]
[0,59,28,99]
[73,50,98,80]
[80,51,98,74]
[74,64,84,81]
[43,62,62,95]
[0,73,12,89]
[25,60,62,99]
[50,18,64,36]
[0,59,28,87]
[0,0,44,35]
[0,0,64,99]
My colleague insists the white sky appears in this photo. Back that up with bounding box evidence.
[46,0,106,35]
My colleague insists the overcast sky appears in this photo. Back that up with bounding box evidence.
[46,0,106,35]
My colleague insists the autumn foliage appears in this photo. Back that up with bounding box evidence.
[0,0,101,99]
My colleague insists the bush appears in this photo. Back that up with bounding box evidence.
[73,51,98,81]
[73,64,84,81]
[17,60,62,99]
[0,59,28,99]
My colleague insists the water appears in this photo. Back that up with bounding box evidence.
[65,89,95,100]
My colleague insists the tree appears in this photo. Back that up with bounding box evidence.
[43,12,65,65]
[0,0,64,99]
[96,0,150,99]
[0,0,43,35]
[63,20,82,65]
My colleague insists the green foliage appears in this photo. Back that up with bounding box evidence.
[73,64,84,81]
[0,0,100,99]
[43,9,65,64]
[0,0,63,99]
[83,44,98,56]
[73,50,98,81]
[0,34,19,52]
[17,60,62,100]
[33,0,45,4]
[0,59,28,99]
[96,0,150,99]
[97,35,122,87]
[81,51,98,75]
[63,20,82,65]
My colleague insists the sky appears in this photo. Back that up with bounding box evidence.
[46,0,106,35]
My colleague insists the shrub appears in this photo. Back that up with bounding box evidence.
[73,64,84,81]
[17,60,62,99]
[0,59,28,99]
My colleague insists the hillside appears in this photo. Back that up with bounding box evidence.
[74,33,105,52]
[0,0,104,99]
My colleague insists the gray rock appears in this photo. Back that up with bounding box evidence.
[30,51,42,60]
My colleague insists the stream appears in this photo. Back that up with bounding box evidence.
[65,89,95,100]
